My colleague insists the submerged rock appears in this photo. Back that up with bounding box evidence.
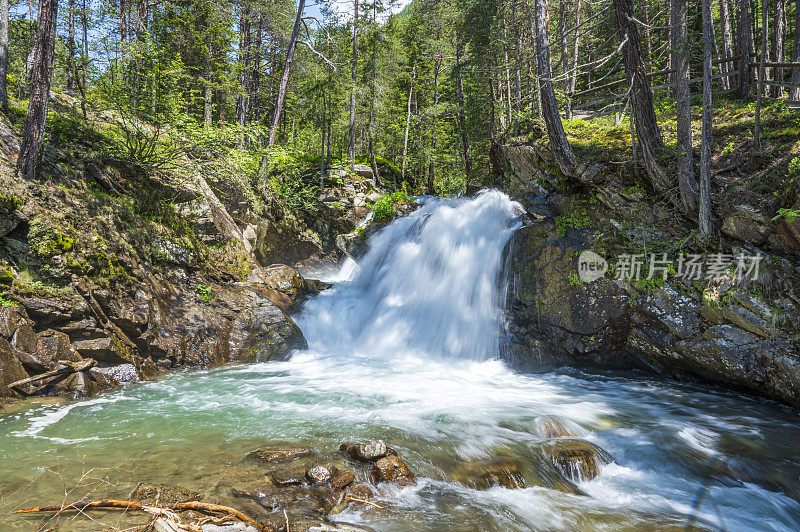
[330,470,356,490]
[452,458,525,490]
[541,439,612,482]
[272,469,306,487]
[533,415,579,439]
[371,455,415,485]
[249,445,314,464]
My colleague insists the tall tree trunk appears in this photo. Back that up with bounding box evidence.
[558,0,569,118]
[699,0,714,239]
[736,0,754,95]
[672,0,698,213]
[347,0,359,168]
[217,89,225,125]
[236,6,251,147]
[401,66,414,183]
[720,0,734,90]
[81,0,87,88]
[17,0,59,180]
[268,0,304,147]
[204,72,212,129]
[567,0,583,120]
[772,0,785,97]
[251,14,263,144]
[0,0,8,109]
[428,52,441,193]
[512,1,522,118]
[614,0,674,196]
[534,0,575,174]
[368,0,380,188]
[754,0,767,149]
[120,0,127,42]
[639,0,652,60]
[66,0,74,90]
[792,0,800,100]
[455,45,472,177]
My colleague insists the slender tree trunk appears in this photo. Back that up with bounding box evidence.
[236,7,251,147]
[792,0,800,100]
[568,0,583,119]
[66,0,74,90]
[217,89,225,125]
[667,0,674,80]
[614,0,674,196]
[401,67,414,183]
[368,0,380,188]
[455,45,472,177]
[512,1,522,118]
[17,0,59,180]
[268,0,304,147]
[0,0,8,109]
[772,0,785,97]
[428,52,441,193]
[204,73,212,128]
[81,0,87,88]
[700,0,714,239]
[764,0,771,95]
[737,0,754,95]
[672,0,698,213]
[348,0,359,168]
[720,0,734,90]
[120,0,127,43]
[534,0,575,174]
[558,0,569,118]
[754,0,767,149]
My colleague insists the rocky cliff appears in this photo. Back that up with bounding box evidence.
[499,138,800,409]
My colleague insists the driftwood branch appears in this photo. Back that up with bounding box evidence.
[15,498,271,532]
[9,359,96,391]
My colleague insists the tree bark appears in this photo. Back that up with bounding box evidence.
[754,0,767,149]
[428,52,441,193]
[534,0,575,175]
[639,0,652,60]
[66,0,75,90]
[672,0,698,213]
[401,66,414,183]
[719,0,734,90]
[614,0,673,196]
[792,0,800,100]
[567,0,583,120]
[236,6,251,147]
[772,0,785,97]
[0,0,8,109]
[268,0,305,147]
[699,0,714,239]
[455,45,472,177]
[736,0,754,95]
[348,0,359,168]
[17,0,59,181]
[251,13,263,136]
[81,0,87,88]
[120,0,127,43]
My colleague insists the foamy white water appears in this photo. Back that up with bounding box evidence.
[296,190,524,360]
[2,191,800,531]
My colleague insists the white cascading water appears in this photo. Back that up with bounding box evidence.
[297,190,525,360]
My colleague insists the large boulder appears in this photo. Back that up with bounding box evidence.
[721,204,773,245]
[506,223,633,369]
[0,337,29,396]
[228,301,307,363]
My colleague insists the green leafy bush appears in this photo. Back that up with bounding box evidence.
[372,191,411,224]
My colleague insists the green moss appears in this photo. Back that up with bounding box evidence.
[0,268,13,285]
[28,218,77,257]
[0,293,18,307]
[0,193,23,214]
[555,208,594,237]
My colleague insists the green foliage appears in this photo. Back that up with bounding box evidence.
[0,293,17,308]
[195,283,216,302]
[555,209,593,237]
[372,191,411,224]
[568,272,584,287]
[27,218,76,258]
[773,208,800,224]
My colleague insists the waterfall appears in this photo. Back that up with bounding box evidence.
[295,190,525,360]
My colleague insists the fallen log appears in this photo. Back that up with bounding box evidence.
[15,498,271,532]
[8,359,96,391]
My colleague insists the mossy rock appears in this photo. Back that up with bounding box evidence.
[28,217,77,258]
